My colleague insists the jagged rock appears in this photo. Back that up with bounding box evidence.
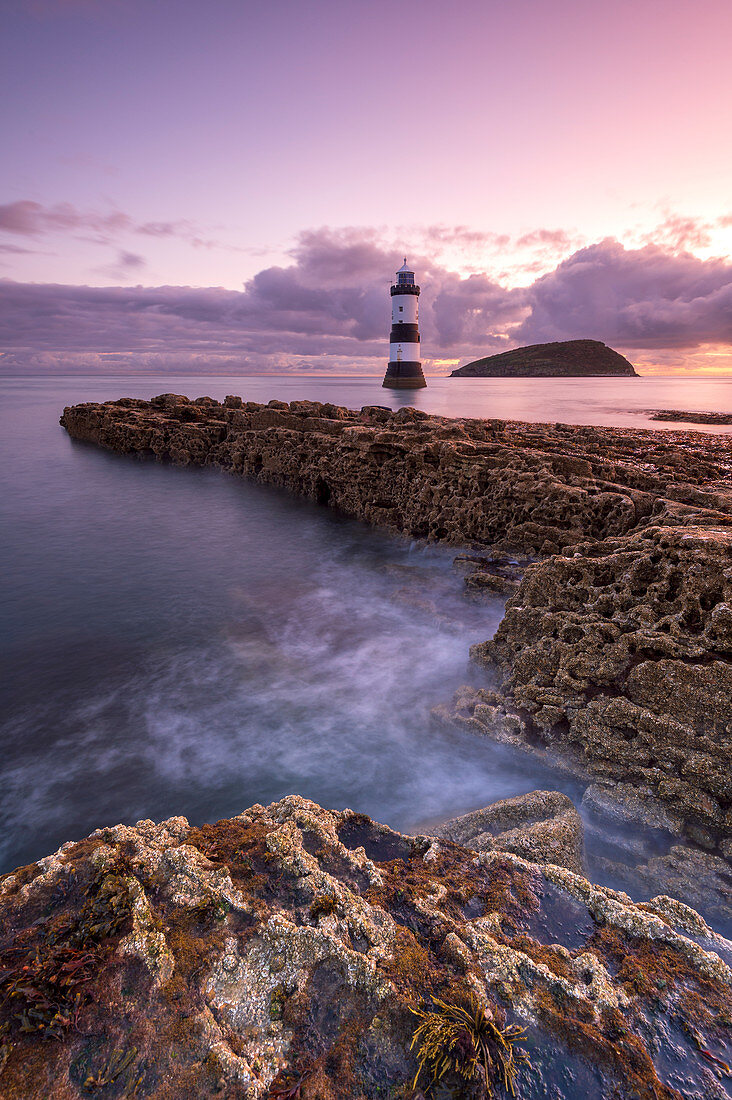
[2,797,731,1099]
[59,397,732,555]
[636,848,732,930]
[470,525,732,846]
[450,339,638,377]
[433,790,585,874]
[590,846,732,939]
[581,783,684,837]
[463,568,523,596]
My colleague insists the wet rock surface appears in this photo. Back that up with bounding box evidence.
[434,790,585,875]
[2,797,731,1099]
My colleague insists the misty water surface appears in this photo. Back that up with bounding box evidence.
[1,376,583,874]
[1,375,728,935]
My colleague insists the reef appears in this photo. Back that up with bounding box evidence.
[457,522,732,852]
[60,395,732,851]
[2,796,731,1099]
[449,339,638,377]
[651,410,732,426]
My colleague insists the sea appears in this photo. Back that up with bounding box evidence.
[2,374,731,928]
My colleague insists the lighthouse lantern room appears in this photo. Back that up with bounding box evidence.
[382,259,427,388]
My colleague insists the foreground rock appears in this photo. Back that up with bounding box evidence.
[450,339,638,377]
[60,397,732,845]
[590,844,732,937]
[2,797,731,1099]
[434,791,585,875]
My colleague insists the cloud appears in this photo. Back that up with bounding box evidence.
[119,250,145,268]
[431,273,526,347]
[1,228,731,373]
[0,199,240,254]
[640,213,714,253]
[94,249,147,281]
[0,200,129,237]
[515,228,575,250]
[516,239,732,350]
[419,226,511,252]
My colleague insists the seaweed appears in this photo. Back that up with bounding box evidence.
[309,894,336,920]
[410,996,529,1098]
[0,867,134,1042]
[266,1067,311,1098]
[78,1046,141,1092]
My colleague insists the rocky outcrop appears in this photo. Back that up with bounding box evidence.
[465,525,732,849]
[60,396,732,844]
[2,796,731,1099]
[450,340,638,377]
[434,790,585,874]
[60,395,731,556]
[651,410,732,426]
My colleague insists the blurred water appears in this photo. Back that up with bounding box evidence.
[0,375,585,875]
[0,375,728,935]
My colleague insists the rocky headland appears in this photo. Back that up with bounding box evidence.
[60,394,732,857]
[449,340,638,377]
[651,410,732,426]
[2,796,731,1099]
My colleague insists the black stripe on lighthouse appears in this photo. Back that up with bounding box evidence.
[389,284,420,296]
[390,322,420,342]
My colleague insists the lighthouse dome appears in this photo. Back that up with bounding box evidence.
[395,258,415,286]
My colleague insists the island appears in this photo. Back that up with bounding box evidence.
[450,338,638,377]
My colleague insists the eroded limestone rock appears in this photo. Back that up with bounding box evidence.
[1,797,731,1099]
[59,396,732,555]
[470,526,732,847]
[434,790,585,875]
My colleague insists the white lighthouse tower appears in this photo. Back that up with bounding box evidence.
[382,259,426,388]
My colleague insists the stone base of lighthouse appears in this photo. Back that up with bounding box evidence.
[382,361,427,388]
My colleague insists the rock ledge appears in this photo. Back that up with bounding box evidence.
[2,797,731,1099]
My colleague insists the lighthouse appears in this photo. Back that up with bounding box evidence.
[382,259,426,388]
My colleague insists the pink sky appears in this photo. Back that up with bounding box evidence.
[1,0,731,373]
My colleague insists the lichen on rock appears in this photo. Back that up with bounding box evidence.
[434,790,585,875]
[1,796,731,1098]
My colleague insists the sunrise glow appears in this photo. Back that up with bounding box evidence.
[1,0,731,374]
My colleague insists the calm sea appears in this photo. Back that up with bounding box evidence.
[1,374,730,922]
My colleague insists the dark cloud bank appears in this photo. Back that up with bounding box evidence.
[1,228,731,373]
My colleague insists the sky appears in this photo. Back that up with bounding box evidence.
[1,0,731,375]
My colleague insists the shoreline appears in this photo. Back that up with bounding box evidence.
[59,393,732,856]
[0,394,730,1096]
